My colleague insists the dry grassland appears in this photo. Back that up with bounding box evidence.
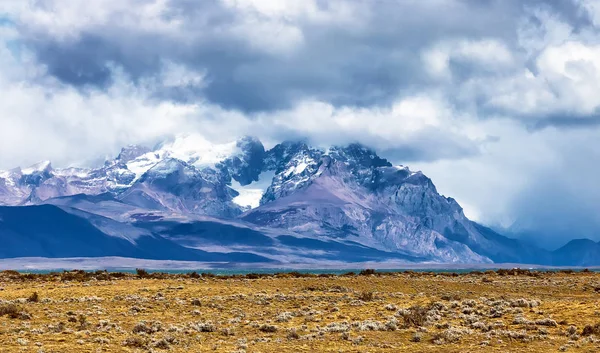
[1,269,600,352]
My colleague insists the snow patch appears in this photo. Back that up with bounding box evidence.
[231,171,275,208]
[22,160,51,174]
[295,162,308,174]
[159,133,240,168]
[125,152,164,180]
[54,167,93,178]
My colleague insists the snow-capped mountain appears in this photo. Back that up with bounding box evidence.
[0,135,591,265]
[118,158,243,218]
[0,134,265,213]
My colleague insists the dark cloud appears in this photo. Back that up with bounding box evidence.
[531,113,600,130]
[509,174,600,250]
[14,0,534,112]
[382,130,483,163]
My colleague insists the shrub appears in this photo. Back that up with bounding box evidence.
[0,304,18,318]
[78,314,88,330]
[411,332,423,342]
[399,305,428,328]
[133,321,162,334]
[582,324,600,336]
[123,336,146,348]
[27,292,39,303]
[194,321,216,332]
[191,298,202,306]
[259,324,278,333]
[276,312,293,322]
[188,271,201,279]
[358,291,374,301]
[153,339,170,349]
[287,328,300,340]
[0,304,28,319]
[136,268,149,278]
[536,318,558,327]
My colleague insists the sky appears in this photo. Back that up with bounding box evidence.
[1,0,600,249]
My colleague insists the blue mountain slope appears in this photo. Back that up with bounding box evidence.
[551,239,600,266]
[0,205,270,262]
[136,219,428,263]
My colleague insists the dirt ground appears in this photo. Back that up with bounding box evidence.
[0,269,599,352]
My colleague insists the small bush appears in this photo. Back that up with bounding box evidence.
[259,324,278,333]
[136,268,149,278]
[191,298,202,306]
[188,271,201,279]
[582,324,600,336]
[153,339,170,349]
[133,321,162,334]
[287,328,300,340]
[0,304,28,319]
[78,314,88,329]
[411,332,423,342]
[123,336,147,348]
[194,321,216,332]
[358,291,374,301]
[536,318,558,327]
[0,304,18,317]
[399,305,428,328]
[27,292,39,303]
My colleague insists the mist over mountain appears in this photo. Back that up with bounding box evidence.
[0,135,593,266]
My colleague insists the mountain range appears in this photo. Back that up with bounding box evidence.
[0,134,596,266]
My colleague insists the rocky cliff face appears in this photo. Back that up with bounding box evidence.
[118,158,243,218]
[241,143,492,263]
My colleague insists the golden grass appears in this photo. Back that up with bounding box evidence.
[0,270,599,352]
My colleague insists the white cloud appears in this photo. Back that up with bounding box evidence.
[517,7,573,54]
[2,0,182,41]
[577,0,600,27]
[466,40,600,118]
[0,30,201,167]
[422,39,514,79]
[157,61,206,88]
[220,0,364,25]
[220,0,367,56]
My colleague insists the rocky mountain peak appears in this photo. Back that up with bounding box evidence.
[20,161,53,187]
[216,136,266,186]
[116,145,152,163]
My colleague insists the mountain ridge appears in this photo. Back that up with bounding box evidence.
[0,134,594,265]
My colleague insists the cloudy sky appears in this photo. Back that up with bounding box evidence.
[1,0,600,248]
